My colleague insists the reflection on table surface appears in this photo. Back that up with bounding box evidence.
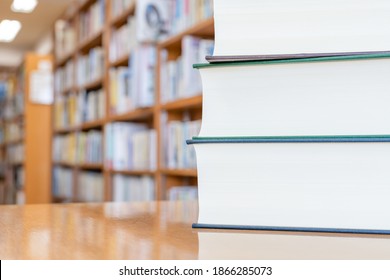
[0,200,390,259]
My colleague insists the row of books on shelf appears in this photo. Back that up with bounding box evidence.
[105,123,156,171]
[109,45,156,114]
[54,19,76,60]
[53,166,197,203]
[14,166,24,189]
[0,150,5,177]
[54,89,105,129]
[0,80,11,101]
[53,169,105,202]
[1,122,24,143]
[168,186,197,200]
[55,46,104,91]
[0,126,3,144]
[1,94,24,121]
[52,167,157,202]
[109,16,137,63]
[53,116,200,170]
[135,0,213,43]
[0,165,24,204]
[169,0,214,35]
[79,0,105,42]
[78,171,105,202]
[76,46,104,87]
[54,59,74,93]
[6,144,24,164]
[163,118,200,169]
[53,130,103,164]
[160,35,214,102]
[112,174,154,201]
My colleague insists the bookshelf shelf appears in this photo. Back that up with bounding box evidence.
[5,114,24,124]
[61,85,77,95]
[78,29,103,53]
[162,95,203,112]
[78,0,97,13]
[78,163,103,170]
[110,4,136,28]
[9,162,24,167]
[109,53,130,67]
[80,119,105,130]
[82,76,104,90]
[53,161,75,168]
[52,196,71,203]
[159,18,215,50]
[56,52,75,68]
[54,126,78,134]
[4,138,24,146]
[108,169,156,176]
[109,107,154,122]
[161,169,198,177]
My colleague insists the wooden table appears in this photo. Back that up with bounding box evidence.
[1,200,390,259]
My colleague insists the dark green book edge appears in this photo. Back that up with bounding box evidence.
[192,223,390,235]
[186,135,390,144]
[193,51,390,69]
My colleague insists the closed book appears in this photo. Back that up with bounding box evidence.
[188,136,390,234]
[212,0,390,57]
[198,232,390,259]
[195,53,390,137]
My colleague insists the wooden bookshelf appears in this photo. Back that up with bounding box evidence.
[51,0,214,202]
[0,54,53,204]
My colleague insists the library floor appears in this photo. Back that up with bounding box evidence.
[1,200,390,259]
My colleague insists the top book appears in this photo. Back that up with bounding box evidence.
[212,0,390,57]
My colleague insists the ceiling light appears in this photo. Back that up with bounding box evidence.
[0,20,22,42]
[11,0,38,13]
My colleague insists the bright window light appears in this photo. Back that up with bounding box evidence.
[11,0,38,13]
[0,20,22,42]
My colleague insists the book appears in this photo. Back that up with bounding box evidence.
[52,167,73,200]
[105,122,156,171]
[109,16,137,63]
[160,35,214,102]
[78,171,104,202]
[211,0,390,57]
[198,231,390,259]
[128,45,156,109]
[195,53,390,137]
[112,175,155,202]
[188,136,390,234]
[162,117,200,169]
[170,0,214,35]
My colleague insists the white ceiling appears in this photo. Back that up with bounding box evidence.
[0,0,73,68]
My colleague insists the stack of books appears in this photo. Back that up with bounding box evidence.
[188,0,390,234]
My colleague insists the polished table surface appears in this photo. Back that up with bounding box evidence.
[1,200,390,260]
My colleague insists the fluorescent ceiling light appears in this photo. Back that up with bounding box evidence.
[0,20,22,42]
[11,0,38,13]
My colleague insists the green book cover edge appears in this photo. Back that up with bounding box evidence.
[192,135,390,141]
[193,52,390,69]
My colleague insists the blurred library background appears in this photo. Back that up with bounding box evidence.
[0,0,214,205]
